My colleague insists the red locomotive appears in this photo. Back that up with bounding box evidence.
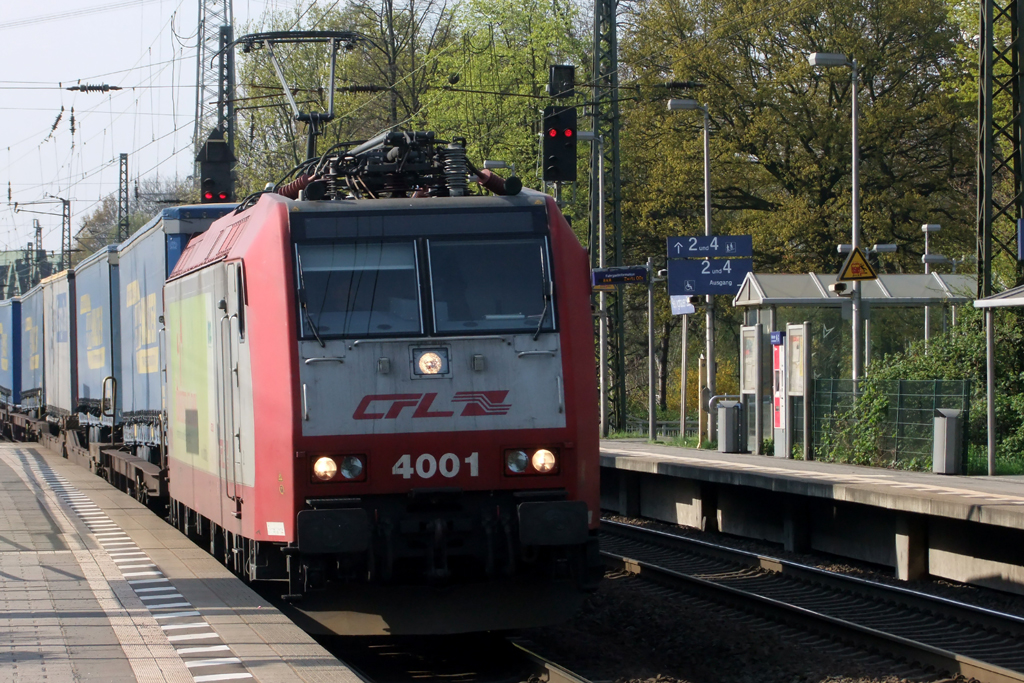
[162,132,601,634]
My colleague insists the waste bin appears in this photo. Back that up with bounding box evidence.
[718,400,745,453]
[933,408,962,475]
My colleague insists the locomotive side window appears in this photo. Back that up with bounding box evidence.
[427,238,555,334]
[295,242,422,338]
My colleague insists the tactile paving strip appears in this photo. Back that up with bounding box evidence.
[5,447,254,683]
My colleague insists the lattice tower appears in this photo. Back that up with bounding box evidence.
[978,0,1024,295]
[193,0,233,159]
[590,0,626,429]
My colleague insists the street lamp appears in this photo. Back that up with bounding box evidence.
[921,223,947,343]
[837,244,896,254]
[808,52,862,382]
[577,131,609,436]
[667,98,716,441]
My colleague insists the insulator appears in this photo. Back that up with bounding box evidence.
[325,160,338,198]
[276,174,312,199]
[444,143,469,197]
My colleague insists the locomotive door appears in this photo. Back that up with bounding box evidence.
[216,264,243,514]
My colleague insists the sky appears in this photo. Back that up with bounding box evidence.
[0,0,296,253]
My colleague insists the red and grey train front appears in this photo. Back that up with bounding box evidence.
[286,194,601,630]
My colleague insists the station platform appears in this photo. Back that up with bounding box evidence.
[0,443,361,683]
[600,440,1024,593]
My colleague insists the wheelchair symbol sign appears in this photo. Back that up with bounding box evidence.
[684,280,696,292]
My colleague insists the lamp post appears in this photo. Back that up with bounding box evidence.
[921,223,947,345]
[808,52,862,382]
[667,98,716,441]
[577,131,608,436]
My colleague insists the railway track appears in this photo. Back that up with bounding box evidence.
[600,519,1024,683]
[320,634,591,683]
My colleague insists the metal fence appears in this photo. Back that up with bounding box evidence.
[811,379,971,467]
[624,417,700,439]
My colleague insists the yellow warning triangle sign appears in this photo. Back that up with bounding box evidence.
[837,247,878,282]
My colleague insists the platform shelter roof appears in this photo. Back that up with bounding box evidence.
[973,283,1024,308]
[732,272,975,308]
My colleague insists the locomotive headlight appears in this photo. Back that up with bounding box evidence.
[339,455,364,480]
[531,448,557,474]
[313,456,338,481]
[505,449,530,473]
[414,348,448,375]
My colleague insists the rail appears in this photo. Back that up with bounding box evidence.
[600,519,1024,683]
[321,635,591,683]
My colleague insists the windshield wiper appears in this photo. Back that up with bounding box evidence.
[533,246,551,341]
[296,253,326,348]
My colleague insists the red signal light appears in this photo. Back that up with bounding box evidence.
[564,129,573,137]
[218,192,228,200]
[204,191,214,200]
[547,128,557,137]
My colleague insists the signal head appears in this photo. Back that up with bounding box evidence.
[541,106,577,182]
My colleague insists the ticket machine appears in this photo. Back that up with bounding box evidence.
[741,322,813,458]
[739,324,765,453]
[771,331,786,455]
[786,322,812,459]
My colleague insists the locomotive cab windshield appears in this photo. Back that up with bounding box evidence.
[293,205,556,339]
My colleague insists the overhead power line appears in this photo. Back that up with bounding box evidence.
[0,0,164,32]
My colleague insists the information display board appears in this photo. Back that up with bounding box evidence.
[592,265,648,288]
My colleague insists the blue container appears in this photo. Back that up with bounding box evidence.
[0,298,21,405]
[20,285,44,410]
[118,205,233,445]
[75,246,120,425]
[42,270,77,418]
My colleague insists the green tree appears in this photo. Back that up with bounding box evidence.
[606,0,978,417]
[75,176,195,259]
[419,0,589,195]
[234,1,454,195]
[619,0,976,275]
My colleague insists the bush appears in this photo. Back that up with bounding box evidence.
[816,304,1024,473]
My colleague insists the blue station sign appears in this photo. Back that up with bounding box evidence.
[667,258,752,296]
[592,265,649,287]
[667,235,753,259]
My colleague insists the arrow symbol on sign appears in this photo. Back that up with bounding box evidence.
[674,243,683,254]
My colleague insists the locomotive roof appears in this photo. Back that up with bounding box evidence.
[281,187,550,214]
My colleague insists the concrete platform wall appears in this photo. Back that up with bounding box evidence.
[602,466,1024,595]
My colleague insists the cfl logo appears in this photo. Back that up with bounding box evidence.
[353,391,511,420]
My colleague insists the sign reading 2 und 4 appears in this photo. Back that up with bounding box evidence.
[667,235,753,258]
[667,258,753,296]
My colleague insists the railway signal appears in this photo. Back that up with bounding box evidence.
[197,128,234,203]
[542,106,577,182]
[548,64,575,99]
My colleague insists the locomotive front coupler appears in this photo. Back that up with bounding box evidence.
[425,517,450,580]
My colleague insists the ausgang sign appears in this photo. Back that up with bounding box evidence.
[667,257,752,296]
